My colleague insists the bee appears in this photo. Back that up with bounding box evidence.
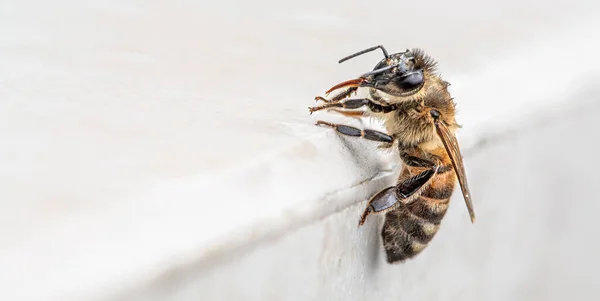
[308,45,475,263]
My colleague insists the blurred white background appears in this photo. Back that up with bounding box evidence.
[1,1,599,300]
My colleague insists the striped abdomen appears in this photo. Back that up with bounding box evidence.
[381,165,456,263]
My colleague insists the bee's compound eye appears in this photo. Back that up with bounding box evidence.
[430,109,440,118]
[397,71,424,90]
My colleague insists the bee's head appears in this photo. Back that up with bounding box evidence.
[360,49,437,97]
[337,46,439,99]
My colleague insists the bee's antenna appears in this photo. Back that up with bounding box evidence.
[360,64,399,77]
[339,45,389,64]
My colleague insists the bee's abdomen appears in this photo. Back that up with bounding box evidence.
[381,178,454,263]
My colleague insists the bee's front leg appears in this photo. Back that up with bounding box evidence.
[314,86,358,104]
[309,98,396,115]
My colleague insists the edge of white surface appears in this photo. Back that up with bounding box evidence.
[7,16,600,301]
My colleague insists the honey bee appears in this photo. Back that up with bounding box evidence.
[308,45,475,263]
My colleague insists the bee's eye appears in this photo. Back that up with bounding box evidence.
[397,71,424,90]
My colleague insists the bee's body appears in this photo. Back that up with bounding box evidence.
[372,83,460,262]
[309,46,475,263]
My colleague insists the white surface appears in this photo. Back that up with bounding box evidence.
[1,1,599,300]
[128,99,600,301]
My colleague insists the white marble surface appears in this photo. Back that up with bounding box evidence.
[1,1,599,300]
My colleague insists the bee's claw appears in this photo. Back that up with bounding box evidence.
[309,105,328,114]
[315,120,334,128]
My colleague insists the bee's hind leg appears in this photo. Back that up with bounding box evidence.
[359,187,396,226]
[358,168,438,226]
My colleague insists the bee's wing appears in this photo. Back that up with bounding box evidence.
[434,120,476,223]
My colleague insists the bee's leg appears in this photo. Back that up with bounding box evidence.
[359,168,438,226]
[314,121,393,147]
[309,98,395,115]
[328,109,365,118]
[314,87,358,103]
[359,187,396,226]
[327,109,367,125]
[325,109,368,127]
